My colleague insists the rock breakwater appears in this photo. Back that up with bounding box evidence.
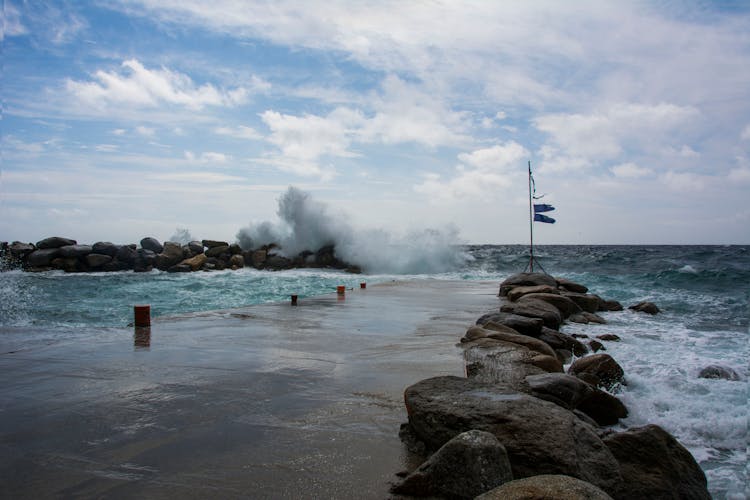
[392,272,710,499]
[1,236,361,273]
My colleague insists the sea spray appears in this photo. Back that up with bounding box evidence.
[237,186,468,274]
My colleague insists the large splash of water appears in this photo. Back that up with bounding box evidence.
[236,187,467,274]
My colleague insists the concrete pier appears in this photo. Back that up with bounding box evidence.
[0,280,499,498]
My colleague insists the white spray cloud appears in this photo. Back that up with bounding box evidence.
[236,186,466,274]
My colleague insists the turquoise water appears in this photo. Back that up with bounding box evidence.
[1,244,748,497]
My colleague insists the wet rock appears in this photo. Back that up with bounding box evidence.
[560,291,601,313]
[140,237,163,253]
[556,277,590,294]
[229,254,245,268]
[506,284,559,302]
[589,340,606,352]
[603,424,710,500]
[27,248,60,267]
[57,244,92,259]
[526,354,563,373]
[628,301,660,315]
[134,248,156,272]
[51,257,80,272]
[476,474,613,500]
[538,327,588,357]
[476,312,544,337]
[577,387,629,426]
[519,293,582,318]
[501,298,562,330]
[116,244,138,265]
[390,430,513,499]
[401,376,622,492]
[181,253,208,271]
[597,334,621,342]
[85,253,112,269]
[251,249,267,268]
[202,239,228,249]
[205,244,230,258]
[698,364,740,381]
[92,241,120,257]
[465,326,556,358]
[187,240,204,254]
[167,263,192,273]
[599,299,624,311]
[9,241,35,258]
[155,241,184,270]
[569,354,625,391]
[265,254,292,270]
[499,272,558,296]
[36,236,76,249]
[463,339,547,389]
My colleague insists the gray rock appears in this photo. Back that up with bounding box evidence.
[597,334,621,342]
[202,239,228,248]
[9,242,35,257]
[391,430,513,499]
[205,244,230,258]
[525,372,595,411]
[519,293,582,318]
[628,301,660,314]
[555,278,590,294]
[501,298,562,330]
[59,244,93,259]
[402,376,622,493]
[155,241,184,270]
[36,236,76,249]
[499,272,558,296]
[27,248,60,267]
[577,387,629,426]
[91,242,119,256]
[464,326,556,358]
[603,425,710,500]
[599,299,624,311]
[265,254,292,269]
[476,312,544,337]
[589,340,606,352]
[187,240,204,254]
[229,254,245,268]
[85,253,112,269]
[698,364,740,381]
[463,338,547,390]
[538,327,588,357]
[569,354,625,391]
[140,237,163,253]
[116,244,137,264]
[560,291,601,313]
[506,284,559,302]
[477,474,613,500]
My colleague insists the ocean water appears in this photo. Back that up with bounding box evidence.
[1,244,748,497]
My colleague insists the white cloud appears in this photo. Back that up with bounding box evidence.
[184,151,230,163]
[215,125,262,140]
[741,125,750,141]
[95,144,119,153]
[65,59,248,111]
[660,170,706,192]
[415,141,529,200]
[611,162,653,179]
[111,128,127,136]
[3,2,28,38]
[135,125,156,136]
[728,167,750,183]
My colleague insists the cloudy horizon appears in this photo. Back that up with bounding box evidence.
[3,1,749,245]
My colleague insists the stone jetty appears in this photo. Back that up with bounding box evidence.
[0,236,360,273]
[392,272,710,500]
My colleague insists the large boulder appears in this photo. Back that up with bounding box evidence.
[229,254,245,268]
[181,253,208,271]
[506,284,559,302]
[569,354,625,391]
[36,236,76,249]
[26,248,60,267]
[202,239,228,249]
[603,425,710,500]
[556,278,589,293]
[85,253,112,269]
[560,291,601,313]
[477,474,613,500]
[251,249,267,268]
[525,372,628,426]
[501,298,562,330]
[92,241,120,257]
[116,244,138,265]
[57,244,93,259]
[205,244,230,258]
[499,272,558,296]
[402,376,623,493]
[187,240,204,255]
[698,364,740,381]
[599,299,624,312]
[476,312,544,337]
[538,327,588,357]
[628,301,660,315]
[155,241,184,270]
[391,430,513,499]
[140,237,163,253]
[466,325,556,359]
[9,242,35,258]
[463,338,548,389]
[519,293,582,318]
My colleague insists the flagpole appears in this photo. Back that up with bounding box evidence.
[528,160,534,273]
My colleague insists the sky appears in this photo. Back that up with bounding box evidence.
[2,0,750,246]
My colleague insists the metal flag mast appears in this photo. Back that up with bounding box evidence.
[525,160,554,274]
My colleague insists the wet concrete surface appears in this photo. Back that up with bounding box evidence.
[0,280,500,498]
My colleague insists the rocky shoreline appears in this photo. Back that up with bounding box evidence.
[0,236,360,273]
[390,272,711,500]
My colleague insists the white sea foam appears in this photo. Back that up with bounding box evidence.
[237,186,467,274]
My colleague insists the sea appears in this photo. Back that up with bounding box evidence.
[1,244,748,498]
